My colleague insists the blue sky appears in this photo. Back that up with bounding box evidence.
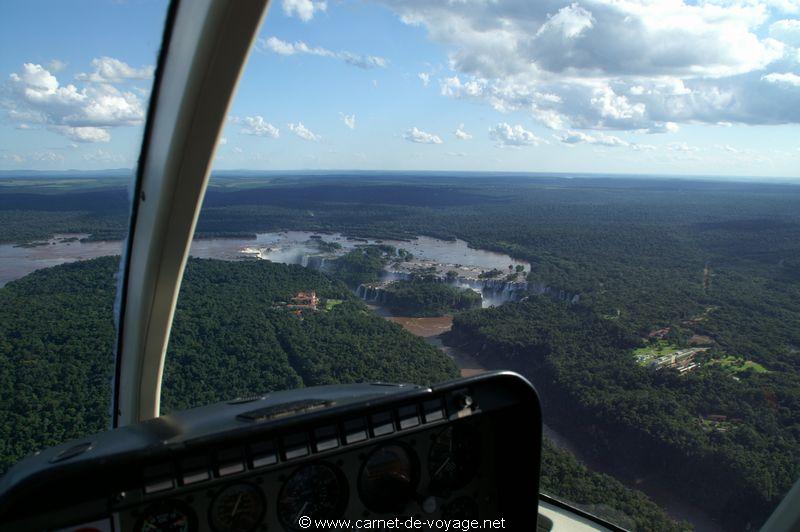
[1,0,799,178]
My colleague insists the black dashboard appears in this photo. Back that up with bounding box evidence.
[0,371,542,531]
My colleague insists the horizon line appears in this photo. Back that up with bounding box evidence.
[0,167,798,184]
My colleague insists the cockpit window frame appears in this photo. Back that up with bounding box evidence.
[111,0,271,428]
[111,0,180,430]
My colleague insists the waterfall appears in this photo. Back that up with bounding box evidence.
[356,284,389,303]
[359,271,533,308]
[304,255,328,271]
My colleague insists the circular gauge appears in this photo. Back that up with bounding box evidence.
[358,443,419,513]
[209,482,266,532]
[442,495,479,519]
[278,463,348,530]
[428,424,481,493]
[135,500,197,532]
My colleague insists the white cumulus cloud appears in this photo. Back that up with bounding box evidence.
[536,3,595,40]
[1,153,24,164]
[555,130,629,147]
[489,123,545,147]
[234,116,280,138]
[58,126,112,143]
[454,124,472,140]
[341,113,356,129]
[762,72,800,86]
[288,122,320,141]
[76,57,153,83]
[667,141,700,153]
[403,127,443,144]
[282,0,327,22]
[644,122,680,134]
[418,72,431,86]
[4,62,145,142]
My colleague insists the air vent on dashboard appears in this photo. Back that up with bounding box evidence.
[236,398,334,422]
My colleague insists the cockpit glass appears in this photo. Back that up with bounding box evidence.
[2,1,800,531]
[0,0,166,470]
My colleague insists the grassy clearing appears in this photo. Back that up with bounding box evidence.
[699,417,734,433]
[633,341,682,365]
[325,299,344,311]
[633,341,682,357]
[712,355,768,374]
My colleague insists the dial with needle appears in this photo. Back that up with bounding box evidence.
[294,500,309,524]
[230,492,243,517]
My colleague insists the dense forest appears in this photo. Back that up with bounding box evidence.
[0,257,457,472]
[446,296,799,530]
[2,172,799,529]
[163,258,458,411]
[0,256,684,530]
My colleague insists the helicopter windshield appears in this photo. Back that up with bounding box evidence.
[2,2,800,531]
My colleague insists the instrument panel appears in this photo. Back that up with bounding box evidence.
[123,417,491,532]
[0,372,542,531]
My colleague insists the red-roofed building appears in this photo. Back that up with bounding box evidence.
[288,291,319,311]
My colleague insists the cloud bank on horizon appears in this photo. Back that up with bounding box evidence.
[1,0,798,177]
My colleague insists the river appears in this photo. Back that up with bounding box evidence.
[0,231,528,289]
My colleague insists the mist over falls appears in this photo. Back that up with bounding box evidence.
[356,273,531,308]
[355,277,580,309]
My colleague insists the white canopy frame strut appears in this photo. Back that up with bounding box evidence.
[113,0,271,427]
